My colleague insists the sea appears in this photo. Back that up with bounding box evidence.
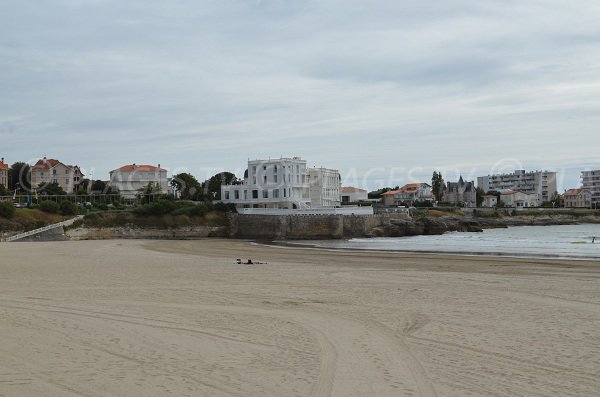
[293,224,600,260]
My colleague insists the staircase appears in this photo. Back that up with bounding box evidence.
[1,215,84,242]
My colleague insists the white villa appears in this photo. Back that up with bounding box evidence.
[221,157,341,209]
[500,190,538,208]
[109,164,168,199]
[309,167,341,207]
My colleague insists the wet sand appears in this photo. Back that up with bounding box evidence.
[1,239,599,396]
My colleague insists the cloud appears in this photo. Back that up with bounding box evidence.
[1,0,599,190]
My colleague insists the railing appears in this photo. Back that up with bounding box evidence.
[1,215,84,242]
[238,207,374,216]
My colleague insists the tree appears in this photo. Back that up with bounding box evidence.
[431,171,445,202]
[9,162,31,192]
[59,200,77,215]
[171,173,203,200]
[368,187,398,200]
[40,200,59,213]
[0,200,15,219]
[205,172,237,201]
[37,182,67,196]
[138,182,162,204]
[91,180,107,194]
[476,187,485,207]
[0,184,8,196]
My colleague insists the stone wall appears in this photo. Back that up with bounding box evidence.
[227,213,405,240]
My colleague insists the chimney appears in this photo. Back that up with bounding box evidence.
[158,163,161,168]
[1,157,4,163]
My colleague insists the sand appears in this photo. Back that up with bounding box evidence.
[0,239,599,397]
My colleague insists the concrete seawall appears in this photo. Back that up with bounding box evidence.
[226,213,402,240]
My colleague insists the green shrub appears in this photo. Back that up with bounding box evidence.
[0,201,15,219]
[40,200,59,214]
[59,200,77,215]
[134,200,178,216]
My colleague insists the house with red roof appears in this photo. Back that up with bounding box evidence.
[499,190,538,208]
[341,186,368,203]
[30,157,84,194]
[563,188,591,208]
[109,164,168,199]
[0,157,9,190]
[381,183,433,206]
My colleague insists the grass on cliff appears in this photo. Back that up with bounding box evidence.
[0,208,71,233]
[68,200,235,230]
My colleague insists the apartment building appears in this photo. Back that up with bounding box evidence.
[581,170,600,208]
[30,157,84,194]
[109,164,168,199]
[477,169,557,204]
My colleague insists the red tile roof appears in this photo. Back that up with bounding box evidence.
[564,188,589,196]
[114,164,164,172]
[32,158,62,170]
[0,161,8,170]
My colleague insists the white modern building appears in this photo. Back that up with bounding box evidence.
[109,164,168,200]
[309,167,341,207]
[221,157,341,209]
[581,170,600,208]
[477,169,557,204]
[500,190,538,208]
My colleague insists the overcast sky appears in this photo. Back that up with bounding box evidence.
[1,0,599,190]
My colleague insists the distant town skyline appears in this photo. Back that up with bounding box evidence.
[1,1,599,191]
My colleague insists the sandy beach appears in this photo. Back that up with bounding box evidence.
[1,239,599,397]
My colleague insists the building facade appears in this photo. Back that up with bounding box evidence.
[500,190,537,208]
[109,164,168,199]
[30,157,84,194]
[341,187,368,203]
[481,195,498,208]
[0,158,8,190]
[581,170,600,208]
[381,183,433,206]
[563,188,592,208]
[308,167,341,207]
[444,177,476,207]
[221,157,311,209]
[477,169,557,204]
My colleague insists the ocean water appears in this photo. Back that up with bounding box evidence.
[296,224,600,259]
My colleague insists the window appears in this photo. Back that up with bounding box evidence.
[263,175,267,184]
[263,165,266,170]
[224,191,230,200]
[273,189,279,198]
[263,190,268,198]
[244,190,248,199]
[283,189,286,197]
[234,190,240,199]
[52,170,57,175]
[274,165,277,172]
[253,177,257,184]
[252,190,258,199]
[274,174,277,183]
[65,170,69,174]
